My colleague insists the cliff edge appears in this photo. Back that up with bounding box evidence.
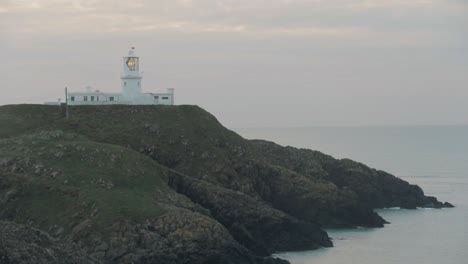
[0,105,452,263]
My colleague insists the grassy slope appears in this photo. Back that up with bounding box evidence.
[0,129,171,235]
[0,105,62,138]
[17,105,255,192]
[0,104,450,247]
[0,104,277,263]
[0,105,362,229]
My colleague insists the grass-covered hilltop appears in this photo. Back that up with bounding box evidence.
[0,104,453,264]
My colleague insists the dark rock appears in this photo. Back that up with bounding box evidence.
[250,140,454,219]
[95,242,108,252]
[0,104,454,264]
[0,221,99,264]
[168,171,332,255]
[443,202,455,208]
[258,257,290,264]
[101,210,257,264]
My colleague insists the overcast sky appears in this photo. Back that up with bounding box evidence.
[1,0,467,127]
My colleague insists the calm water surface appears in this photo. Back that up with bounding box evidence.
[235,126,468,264]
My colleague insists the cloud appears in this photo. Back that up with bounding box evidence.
[1,1,467,126]
[1,0,466,46]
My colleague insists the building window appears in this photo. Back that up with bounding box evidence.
[70,96,75,102]
[96,96,99,101]
[138,81,140,86]
[91,96,95,101]
[162,97,169,100]
[154,96,159,99]
[109,97,114,102]
[124,82,127,86]
[84,96,88,101]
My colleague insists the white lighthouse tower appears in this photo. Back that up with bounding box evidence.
[57,47,175,106]
[121,47,143,102]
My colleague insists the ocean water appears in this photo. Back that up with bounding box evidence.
[234,126,468,264]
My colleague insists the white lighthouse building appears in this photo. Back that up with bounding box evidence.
[64,48,174,105]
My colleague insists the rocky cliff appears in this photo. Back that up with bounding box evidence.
[0,105,452,264]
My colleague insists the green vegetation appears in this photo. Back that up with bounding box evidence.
[0,130,169,235]
[0,104,451,264]
[0,104,62,138]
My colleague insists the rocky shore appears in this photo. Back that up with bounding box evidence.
[0,105,453,263]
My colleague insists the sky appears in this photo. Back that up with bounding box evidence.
[1,0,467,127]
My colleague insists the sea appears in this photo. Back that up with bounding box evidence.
[234,126,468,264]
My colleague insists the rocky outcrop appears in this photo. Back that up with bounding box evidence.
[0,128,292,264]
[168,171,332,255]
[0,104,454,264]
[232,159,387,228]
[251,140,454,211]
[98,210,256,264]
[0,221,99,264]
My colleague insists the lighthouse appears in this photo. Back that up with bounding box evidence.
[121,47,143,102]
[56,47,175,106]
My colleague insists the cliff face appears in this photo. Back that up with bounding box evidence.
[0,105,452,263]
[249,140,453,226]
[0,221,99,264]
